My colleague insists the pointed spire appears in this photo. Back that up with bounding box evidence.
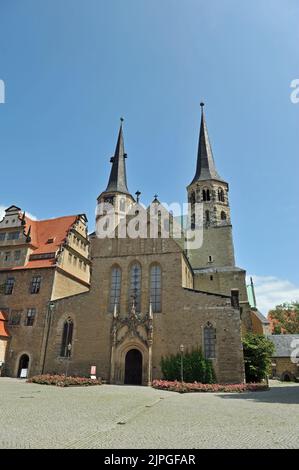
[190,103,223,184]
[105,118,130,194]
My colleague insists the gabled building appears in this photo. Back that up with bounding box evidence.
[0,207,90,377]
[267,334,299,381]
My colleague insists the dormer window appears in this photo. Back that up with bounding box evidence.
[46,238,54,244]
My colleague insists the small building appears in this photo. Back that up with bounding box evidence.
[267,334,299,381]
[0,207,91,377]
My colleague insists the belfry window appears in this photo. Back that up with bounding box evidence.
[129,263,141,312]
[203,189,211,202]
[61,319,74,357]
[109,266,122,312]
[205,210,210,224]
[218,188,225,202]
[150,264,161,313]
[190,192,195,205]
[204,323,216,359]
[221,211,227,221]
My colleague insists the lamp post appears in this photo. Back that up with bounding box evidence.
[65,343,72,377]
[180,344,184,383]
[41,301,55,374]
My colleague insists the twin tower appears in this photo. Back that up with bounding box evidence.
[97,104,237,274]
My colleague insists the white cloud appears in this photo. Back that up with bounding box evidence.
[0,204,37,221]
[248,275,299,315]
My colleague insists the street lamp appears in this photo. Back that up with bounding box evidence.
[180,344,184,383]
[65,343,72,377]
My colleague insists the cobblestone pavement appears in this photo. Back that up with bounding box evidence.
[0,378,298,449]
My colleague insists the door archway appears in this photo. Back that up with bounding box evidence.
[124,349,142,385]
[18,354,30,378]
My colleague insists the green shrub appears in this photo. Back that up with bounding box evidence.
[242,333,275,383]
[161,349,216,384]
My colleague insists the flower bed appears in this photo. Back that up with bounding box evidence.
[28,374,101,387]
[152,379,268,393]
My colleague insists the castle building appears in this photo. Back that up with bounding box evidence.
[0,105,266,384]
[0,208,90,377]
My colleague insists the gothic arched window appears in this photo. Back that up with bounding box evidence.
[203,189,211,202]
[204,323,216,359]
[109,266,122,312]
[61,318,74,357]
[221,211,227,221]
[150,264,161,313]
[129,263,141,312]
[218,188,224,202]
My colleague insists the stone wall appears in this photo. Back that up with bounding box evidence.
[41,235,245,384]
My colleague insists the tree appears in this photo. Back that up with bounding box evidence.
[268,302,299,334]
[242,333,275,383]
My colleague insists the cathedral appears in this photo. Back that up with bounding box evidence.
[0,105,267,384]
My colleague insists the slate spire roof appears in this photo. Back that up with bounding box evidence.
[190,103,223,184]
[105,119,130,194]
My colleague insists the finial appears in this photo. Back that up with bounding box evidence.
[135,190,141,203]
[154,194,158,200]
[120,117,124,123]
[200,102,205,108]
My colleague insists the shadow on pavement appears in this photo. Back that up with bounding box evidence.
[218,385,299,405]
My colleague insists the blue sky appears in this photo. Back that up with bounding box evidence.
[0,0,298,312]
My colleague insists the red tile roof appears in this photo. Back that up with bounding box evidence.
[1,214,78,271]
[0,311,10,338]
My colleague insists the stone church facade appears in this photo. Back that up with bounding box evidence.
[1,105,260,384]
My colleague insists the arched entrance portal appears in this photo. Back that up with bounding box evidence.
[124,349,142,385]
[18,354,29,378]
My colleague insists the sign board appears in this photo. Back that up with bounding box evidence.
[90,365,96,379]
[20,368,28,379]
